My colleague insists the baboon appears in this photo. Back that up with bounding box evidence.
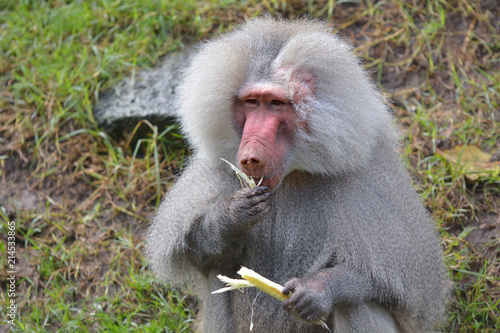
[146,17,447,333]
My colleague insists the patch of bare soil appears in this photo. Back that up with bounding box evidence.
[465,213,500,261]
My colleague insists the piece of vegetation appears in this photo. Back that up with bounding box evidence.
[0,0,498,331]
[214,267,330,331]
[221,158,263,189]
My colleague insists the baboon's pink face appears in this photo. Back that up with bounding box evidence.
[234,70,315,189]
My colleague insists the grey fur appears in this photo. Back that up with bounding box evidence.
[146,17,447,332]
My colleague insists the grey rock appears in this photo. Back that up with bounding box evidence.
[94,46,195,135]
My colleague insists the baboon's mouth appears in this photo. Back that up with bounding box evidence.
[247,171,283,190]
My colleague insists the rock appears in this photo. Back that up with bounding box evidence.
[93,46,195,135]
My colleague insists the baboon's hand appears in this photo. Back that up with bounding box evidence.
[226,186,271,227]
[282,273,333,324]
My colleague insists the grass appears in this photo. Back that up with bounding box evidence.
[0,0,499,331]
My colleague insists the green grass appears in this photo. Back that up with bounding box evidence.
[1,0,499,332]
